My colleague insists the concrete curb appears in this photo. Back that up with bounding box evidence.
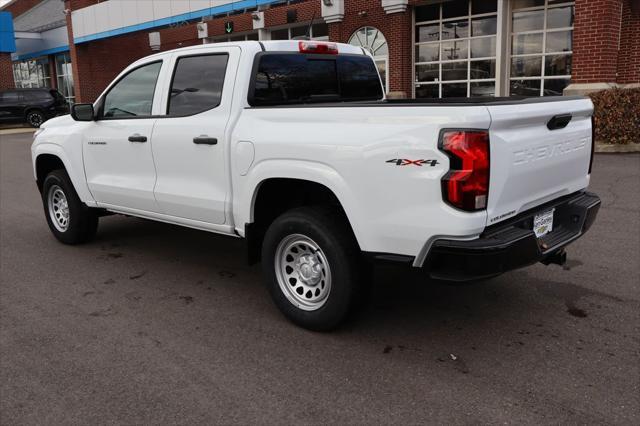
[0,128,36,136]
[595,142,640,153]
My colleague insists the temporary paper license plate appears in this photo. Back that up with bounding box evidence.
[534,209,555,238]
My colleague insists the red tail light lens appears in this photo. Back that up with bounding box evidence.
[440,130,490,211]
[298,41,339,55]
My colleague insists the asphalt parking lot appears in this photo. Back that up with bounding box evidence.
[1,131,639,425]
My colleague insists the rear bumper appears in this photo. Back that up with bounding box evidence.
[423,191,601,282]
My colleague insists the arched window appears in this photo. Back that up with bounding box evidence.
[349,27,389,92]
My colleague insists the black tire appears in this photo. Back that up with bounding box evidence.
[42,169,98,244]
[262,207,361,331]
[26,109,45,128]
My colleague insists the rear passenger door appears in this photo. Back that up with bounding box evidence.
[0,91,24,121]
[151,47,239,225]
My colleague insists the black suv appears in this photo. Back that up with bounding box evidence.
[0,88,69,128]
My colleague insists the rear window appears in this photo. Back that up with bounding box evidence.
[249,53,383,106]
[23,91,52,102]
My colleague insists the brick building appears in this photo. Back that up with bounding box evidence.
[1,0,638,102]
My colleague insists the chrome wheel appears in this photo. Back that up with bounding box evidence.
[47,185,70,232]
[27,111,44,128]
[275,234,332,311]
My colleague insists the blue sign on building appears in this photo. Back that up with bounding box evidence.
[0,11,17,53]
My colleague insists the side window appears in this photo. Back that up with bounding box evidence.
[167,54,229,116]
[0,91,21,103]
[103,61,162,118]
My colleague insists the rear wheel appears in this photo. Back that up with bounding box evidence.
[42,170,98,244]
[262,207,361,331]
[26,110,45,128]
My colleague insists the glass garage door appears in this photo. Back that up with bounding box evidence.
[509,0,574,96]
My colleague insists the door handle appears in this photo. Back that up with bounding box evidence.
[193,136,218,145]
[128,134,147,143]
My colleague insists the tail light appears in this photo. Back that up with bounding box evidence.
[440,130,490,211]
[298,41,338,55]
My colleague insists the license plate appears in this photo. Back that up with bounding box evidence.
[534,209,555,238]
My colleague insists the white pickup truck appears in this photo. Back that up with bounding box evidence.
[32,40,600,330]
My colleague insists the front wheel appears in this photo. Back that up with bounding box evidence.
[262,207,361,331]
[26,110,45,128]
[42,169,98,244]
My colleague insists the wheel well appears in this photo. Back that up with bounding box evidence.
[246,178,357,264]
[35,154,65,192]
[25,107,44,117]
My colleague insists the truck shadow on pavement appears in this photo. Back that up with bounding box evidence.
[90,214,623,339]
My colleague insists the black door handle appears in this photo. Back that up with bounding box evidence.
[128,134,147,143]
[547,114,572,130]
[193,136,218,145]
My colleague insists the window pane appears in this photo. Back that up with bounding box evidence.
[471,81,495,97]
[512,10,544,32]
[471,37,496,58]
[312,23,328,38]
[513,0,545,9]
[442,61,467,81]
[339,56,385,100]
[442,40,468,60]
[442,83,467,97]
[546,30,572,53]
[442,20,469,40]
[416,24,440,42]
[168,54,228,116]
[511,56,542,77]
[470,59,495,79]
[472,16,496,36]
[270,29,289,40]
[547,6,574,29]
[290,26,307,38]
[543,78,570,96]
[252,55,382,106]
[472,0,497,15]
[415,84,439,98]
[510,79,541,96]
[443,0,469,19]
[512,33,543,54]
[545,54,572,76]
[415,4,439,22]
[416,63,439,82]
[416,44,440,62]
[103,62,162,118]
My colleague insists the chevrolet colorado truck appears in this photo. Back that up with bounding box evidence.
[31,40,601,330]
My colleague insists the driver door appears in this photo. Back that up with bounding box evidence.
[82,60,165,213]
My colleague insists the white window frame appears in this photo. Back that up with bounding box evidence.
[412,0,499,98]
[348,27,390,93]
[508,0,575,96]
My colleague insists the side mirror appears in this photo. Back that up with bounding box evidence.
[71,103,95,121]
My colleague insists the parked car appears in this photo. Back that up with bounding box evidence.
[31,40,600,330]
[0,88,69,128]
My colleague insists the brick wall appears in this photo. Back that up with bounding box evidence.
[572,0,624,84]
[617,0,640,84]
[0,53,15,89]
[1,0,42,18]
[327,0,412,96]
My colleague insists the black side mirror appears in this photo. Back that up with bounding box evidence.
[71,103,95,121]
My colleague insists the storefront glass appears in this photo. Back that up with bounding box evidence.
[12,57,51,89]
[55,52,75,104]
[510,0,574,96]
[415,0,498,98]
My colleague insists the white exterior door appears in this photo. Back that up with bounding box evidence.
[151,47,240,225]
[83,60,165,212]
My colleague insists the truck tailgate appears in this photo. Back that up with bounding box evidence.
[486,98,593,225]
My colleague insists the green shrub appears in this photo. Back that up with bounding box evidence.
[589,88,640,145]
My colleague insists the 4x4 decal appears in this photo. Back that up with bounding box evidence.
[386,159,440,167]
